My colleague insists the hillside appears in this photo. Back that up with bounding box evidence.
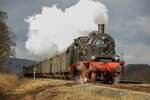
[121,64,150,82]
[6,58,36,75]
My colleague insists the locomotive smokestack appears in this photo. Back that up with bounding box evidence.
[98,24,105,34]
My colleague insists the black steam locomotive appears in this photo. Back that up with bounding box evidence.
[69,24,115,64]
[23,24,124,83]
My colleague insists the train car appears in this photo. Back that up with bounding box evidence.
[23,24,124,84]
[59,51,70,78]
[51,55,58,74]
[23,64,38,77]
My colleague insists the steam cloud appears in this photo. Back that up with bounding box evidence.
[25,0,108,58]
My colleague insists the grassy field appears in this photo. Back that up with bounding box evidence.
[0,73,18,95]
[0,74,149,100]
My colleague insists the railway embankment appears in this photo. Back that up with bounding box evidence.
[1,78,150,100]
[79,83,150,100]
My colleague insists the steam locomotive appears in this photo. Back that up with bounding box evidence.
[23,24,124,84]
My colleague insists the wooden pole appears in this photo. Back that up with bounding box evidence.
[33,66,35,79]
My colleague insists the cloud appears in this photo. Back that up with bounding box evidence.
[25,0,108,57]
[94,0,150,64]
[0,0,79,59]
[111,16,150,45]
[125,43,150,64]
[0,0,150,64]
[114,16,150,64]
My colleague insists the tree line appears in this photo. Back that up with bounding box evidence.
[0,10,15,70]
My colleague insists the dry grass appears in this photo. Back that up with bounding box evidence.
[0,77,149,100]
[51,83,147,100]
[0,73,18,93]
[9,79,150,100]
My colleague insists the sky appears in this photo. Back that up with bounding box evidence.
[0,0,150,64]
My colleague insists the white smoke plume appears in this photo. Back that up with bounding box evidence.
[25,0,108,58]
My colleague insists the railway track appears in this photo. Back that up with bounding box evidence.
[26,74,150,94]
[90,82,150,93]
[119,80,143,84]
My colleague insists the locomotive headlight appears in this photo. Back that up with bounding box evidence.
[114,56,119,61]
[96,40,101,45]
[102,36,105,40]
[91,56,95,60]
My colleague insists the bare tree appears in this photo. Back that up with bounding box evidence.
[0,10,15,69]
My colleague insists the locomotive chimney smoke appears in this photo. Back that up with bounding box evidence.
[98,24,105,34]
[25,0,108,57]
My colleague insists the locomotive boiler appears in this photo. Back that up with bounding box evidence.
[23,24,124,84]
